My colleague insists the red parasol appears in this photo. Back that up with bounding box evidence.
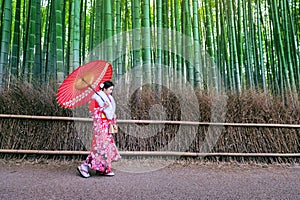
[57,60,113,108]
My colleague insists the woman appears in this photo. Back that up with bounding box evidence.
[77,81,121,178]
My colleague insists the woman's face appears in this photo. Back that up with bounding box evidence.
[104,86,114,95]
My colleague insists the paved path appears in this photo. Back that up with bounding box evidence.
[0,160,299,200]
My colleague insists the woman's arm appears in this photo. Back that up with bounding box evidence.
[92,93,109,108]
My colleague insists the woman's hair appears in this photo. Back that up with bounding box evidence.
[100,81,114,90]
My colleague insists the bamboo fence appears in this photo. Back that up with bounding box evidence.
[0,114,299,157]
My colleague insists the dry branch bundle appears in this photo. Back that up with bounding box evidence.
[0,81,299,163]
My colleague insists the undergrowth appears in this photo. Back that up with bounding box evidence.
[0,80,299,163]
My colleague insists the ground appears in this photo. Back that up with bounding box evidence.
[0,159,299,200]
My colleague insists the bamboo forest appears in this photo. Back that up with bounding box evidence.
[0,0,300,160]
[0,0,299,97]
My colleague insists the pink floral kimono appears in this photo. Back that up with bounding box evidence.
[83,99,121,174]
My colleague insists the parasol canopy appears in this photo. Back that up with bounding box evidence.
[57,60,113,108]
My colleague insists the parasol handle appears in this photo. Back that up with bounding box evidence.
[81,78,102,97]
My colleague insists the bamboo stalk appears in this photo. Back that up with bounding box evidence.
[1,114,300,128]
[0,149,299,157]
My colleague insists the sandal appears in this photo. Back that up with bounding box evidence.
[77,165,90,178]
[96,170,115,176]
[104,172,115,176]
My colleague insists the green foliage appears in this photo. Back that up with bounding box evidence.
[0,0,298,99]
